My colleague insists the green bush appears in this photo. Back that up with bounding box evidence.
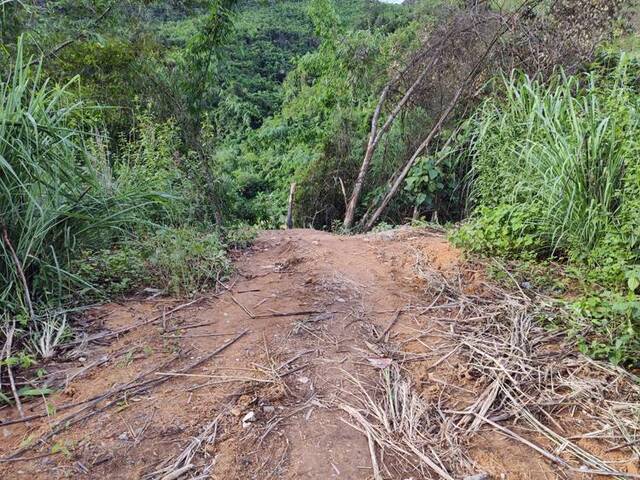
[571,292,640,366]
[72,227,240,299]
[0,39,158,319]
[146,228,231,295]
[459,54,640,263]
[70,246,148,300]
[223,224,259,250]
[450,204,546,258]
[116,112,191,224]
[450,53,640,366]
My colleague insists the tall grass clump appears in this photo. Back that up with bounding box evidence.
[0,39,158,324]
[451,53,640,365]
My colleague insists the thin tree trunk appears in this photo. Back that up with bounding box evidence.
[363,84,466,232]
[343,84,390,229]
[343,55,440,229]
[286,182,296,229]
[360,2,531,232]
[343,14,497,230]
[412,204,420,221]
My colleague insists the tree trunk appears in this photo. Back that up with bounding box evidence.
[343,84,390,229]
[363,83,464,232]
[361,8,519,231]
[286,182,296,229]
[343,56,439,229]
[412,204,420,221]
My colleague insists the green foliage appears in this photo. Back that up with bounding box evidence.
[0,36,245,367]
[0,40,159,318]
[71,225,242,299]
[225,0,414,228]
[116,113,191,223]
[459,55,640,260]
[571,292,640,366]
[70,245,148,299]
[146,227,231,295]
[450,53,640,366]
[180,0,236,125]
[404,138,467,222]
[49,37,159,138]
[223,223,259,249]
[451,204,546,257]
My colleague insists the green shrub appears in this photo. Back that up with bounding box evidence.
[0,39,158,320]
[223,224,259,250]
[70,246,148,299]
[571,292,640,366]
[450,204,546,258]
[116,113,192,225]
[146,228,231,295]
[450,53,640,366]
[459,54,640,262]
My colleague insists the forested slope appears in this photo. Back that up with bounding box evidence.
[2,1,640,477]
[1,0,639,415]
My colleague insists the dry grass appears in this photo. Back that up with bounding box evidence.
[340,254,640,479]
[341,366,466,480]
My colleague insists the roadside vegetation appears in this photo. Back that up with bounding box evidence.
[451,53,640,365]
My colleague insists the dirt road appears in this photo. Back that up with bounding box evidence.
[1,229,638,479]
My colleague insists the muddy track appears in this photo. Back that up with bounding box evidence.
[0,229,638,479]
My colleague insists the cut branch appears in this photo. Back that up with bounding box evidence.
[361,1,538,231]
[343,55,440,229]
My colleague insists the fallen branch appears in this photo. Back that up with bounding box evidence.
[1,330,248,461]
[66,297,206,346]
[254,310,323,319]
[230,295,255,318]
[164,320,219,333]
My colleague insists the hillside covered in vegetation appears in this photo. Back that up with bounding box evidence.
[3,1,640,478]
[1,0,640,414]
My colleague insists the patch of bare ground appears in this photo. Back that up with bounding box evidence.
[0,228,638,479]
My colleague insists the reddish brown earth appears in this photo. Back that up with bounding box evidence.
[0,228,638,479]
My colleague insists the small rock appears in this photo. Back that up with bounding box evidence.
[262,406,275,414]
[464,474,488,480]
[336,297,346,303]
[242,411,256,428]
[118,432,128,441]
[78,357,87,362]
[368,357,393,369]
[298,376,310,384]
